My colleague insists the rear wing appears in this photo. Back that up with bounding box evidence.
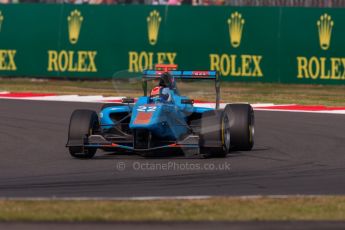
[143,70,218,80]
[142,70,221,109]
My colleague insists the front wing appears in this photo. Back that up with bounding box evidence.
[66,134,200,153]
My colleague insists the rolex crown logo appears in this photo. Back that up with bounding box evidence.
[317,13,334,50]
[147,10,161,46]
[67,10,83,45]
[227,12,245,48]
[0,11,4,33]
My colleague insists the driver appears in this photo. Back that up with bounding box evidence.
[150,72,173,102]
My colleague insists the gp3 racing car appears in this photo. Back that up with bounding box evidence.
[66,66,254,158]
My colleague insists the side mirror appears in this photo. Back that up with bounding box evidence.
[122,98,135,104]
[181,99,194,105]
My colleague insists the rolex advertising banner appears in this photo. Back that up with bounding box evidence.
[0,5,344,84]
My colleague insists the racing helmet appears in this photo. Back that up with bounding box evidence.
[159,72,173,88]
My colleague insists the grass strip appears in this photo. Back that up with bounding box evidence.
[1,196,345,221]
[1,78,345,106]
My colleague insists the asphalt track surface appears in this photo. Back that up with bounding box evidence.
[0,99,345,198]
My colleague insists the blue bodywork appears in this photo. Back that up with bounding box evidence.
[102,94,210,138]
[90,70,219,152]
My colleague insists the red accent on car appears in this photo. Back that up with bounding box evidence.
[134,112,153,124]
[155,64,178,72]
[192,71,209,76]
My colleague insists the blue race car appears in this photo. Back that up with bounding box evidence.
[66,67,254,158]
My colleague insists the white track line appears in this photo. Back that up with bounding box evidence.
[1,94,345,114]
[255,108,345,114]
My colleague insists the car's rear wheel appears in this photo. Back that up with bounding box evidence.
[68,109,99,159]
[224,104,254,151]
[221,112,231,153]
[199,110,227,157]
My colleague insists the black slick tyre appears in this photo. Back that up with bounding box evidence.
[68,110,99,159]
[224,104,254,151]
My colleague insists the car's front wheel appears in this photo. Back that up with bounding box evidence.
[67,109,99,159]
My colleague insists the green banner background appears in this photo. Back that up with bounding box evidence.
[0,5,344,84]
